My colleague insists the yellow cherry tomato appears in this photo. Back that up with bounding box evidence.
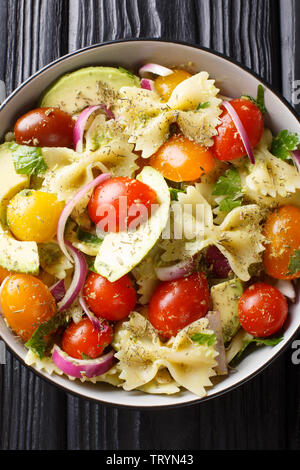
[155,69,192,101]
[149,134,215,182]
[0,274,56,341]
[7,190,64,243]
[0,266,12,284]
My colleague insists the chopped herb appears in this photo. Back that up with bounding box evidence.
[212,167,243,213]
[169,187,186,201]
[233,334,283,363]
[118,66,135,79]
[197,102,210,110]
[25,313,69,359]
[77,228,103,245]
[271,130,300,161]
[10,143,48,176]
[242,84,266,114]
[81,353,92,360]
[191,332,217,347]
[87,258,98,273]
[287,249,300,276]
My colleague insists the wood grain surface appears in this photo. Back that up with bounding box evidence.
[0,0,299,450]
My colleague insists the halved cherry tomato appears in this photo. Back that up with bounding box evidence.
[263,205,300,280]
[149,134,215,182]
[62,317,113,360]
[155,69,192,101]
[212,99,264,161]
[148,272,210,338]
[238,282,288,337]
[14,107,74,148]
[0,274,56,341]
[88,176,157,233]
[83,272,137,322]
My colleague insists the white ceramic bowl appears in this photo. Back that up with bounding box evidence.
[0,40,299,408]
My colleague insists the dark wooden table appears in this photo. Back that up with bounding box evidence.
[0,0,299,450]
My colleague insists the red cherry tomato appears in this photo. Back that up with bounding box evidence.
[148,272,210,339]
[238,282,288,337]
[83,272,137,322]
[14,107,74,148]
[88,177,157,233]
[212,99,264,161]
[61,317,113,360]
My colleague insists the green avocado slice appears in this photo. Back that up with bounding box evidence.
[40,66,140,115]
[94,167,170,282]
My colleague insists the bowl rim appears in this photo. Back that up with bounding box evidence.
[0,38,299,410]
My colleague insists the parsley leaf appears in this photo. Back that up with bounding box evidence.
[81,353,92,360]
[242,84,266,114]
[287,249,300,276]
[169,187,186,201]
[271,130,300,161]
[212,167,243,213]
[25,313,69,359]
[191,332,217,346]
[232,334,283,364]
[197,102,210,110]
[10,143,48,176]
[77,228,103,245]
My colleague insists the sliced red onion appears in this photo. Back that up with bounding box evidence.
[57,242,88,311]
[52,345,115,379]
[79,292,104,331]
[155,259,194,282]
[223,101,255,164]
[206,311,228,375]
[50,279,66,303]
[57,172,110,262]
[74,105,115,152]
[141,78,155,91]
[274,279,296,302]
[139,63,173,77]
[292,150,300,172]
[205,246,231,279]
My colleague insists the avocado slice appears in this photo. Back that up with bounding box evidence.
[0,144,39,274]
[40,66,140,115]
[94,166,170,282]
[211,278,243,344]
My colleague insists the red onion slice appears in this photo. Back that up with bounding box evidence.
[293,150,300,172]
[139,63,173,77]
[57,172,110,262]
[50,279,66,303]
[206,311,228,375]
[57,242,88,311]
[274,279,296,302]
[52,345,115,379]
[74,105,115,153]
[78,292,105,331]
[141,78,155,91]
[223,101,255,165]
[205,246,231,279]
[155,259,194,282]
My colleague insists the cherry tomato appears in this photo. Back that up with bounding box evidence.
[148,272,210,338]
[14,107,74,148]
[149,134,215,182]
[238,282,288,337]
[0,266,12,284]
[0,274,56,341]
[83,272,137,322]
[212,99,264,161]
[155,69,192,101]
[7,190,64,243]
[62,317,113,360]
[263,205,300,280]
[88,177,157,233]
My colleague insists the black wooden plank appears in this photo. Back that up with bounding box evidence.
[0,0,69,450]
[65,0,287,450]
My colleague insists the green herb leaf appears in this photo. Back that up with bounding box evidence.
[118,66,135,79]
[169,187,186,201]
[25,313,69,359]
[233,334,283,363]
[212,167,243,213]
[87,258,98,273]
[287,249,300,276]
[191,332,217,347]
[271,130,300,161]
[77,228,103,245]
[253,336,284,347]
[81,353,92,360]
[10,143,48,176]
[197,102,210,110]
[242,84,266,114]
